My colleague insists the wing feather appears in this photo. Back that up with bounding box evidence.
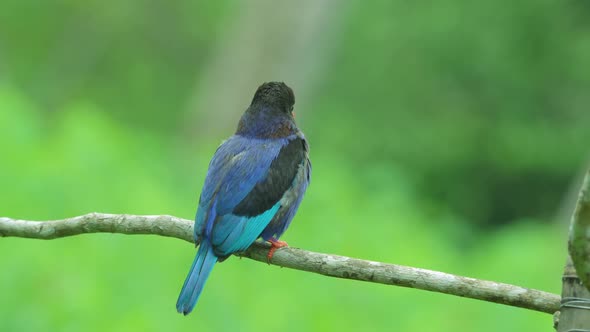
[194,134,303,257]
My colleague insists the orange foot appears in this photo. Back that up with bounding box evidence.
[267,239,288,263]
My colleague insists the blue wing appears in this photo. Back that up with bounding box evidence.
[195,134,296,256]
[178,135,290,314]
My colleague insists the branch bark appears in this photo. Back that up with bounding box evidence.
[0,213,559,314]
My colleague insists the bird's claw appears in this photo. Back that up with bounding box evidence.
[267,239,288,263]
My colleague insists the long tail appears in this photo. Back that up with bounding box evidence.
[176,239,218,315]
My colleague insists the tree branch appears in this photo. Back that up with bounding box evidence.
[569,169,590,290]
[0,213,559,314]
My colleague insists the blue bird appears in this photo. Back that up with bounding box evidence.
[176,82,311,315]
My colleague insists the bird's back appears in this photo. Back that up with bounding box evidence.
[194,134,308,256]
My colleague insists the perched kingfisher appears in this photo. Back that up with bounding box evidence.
[176,82,311,315]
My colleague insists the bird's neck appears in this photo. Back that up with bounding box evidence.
[235,107,297,139]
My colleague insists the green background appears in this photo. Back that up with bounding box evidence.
[1,1,589,331]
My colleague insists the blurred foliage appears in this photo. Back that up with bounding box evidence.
[0,0,588,331]
[309,0,590,227]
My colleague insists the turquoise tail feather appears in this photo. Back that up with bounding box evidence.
[176,239,218,315]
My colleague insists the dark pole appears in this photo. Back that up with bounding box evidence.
[556,257,590,331]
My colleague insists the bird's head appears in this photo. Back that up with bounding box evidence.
[250,81,295,116]
[236,82,298,138]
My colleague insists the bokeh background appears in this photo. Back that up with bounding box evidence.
[1,1,589,331]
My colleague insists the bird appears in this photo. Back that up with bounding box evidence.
[176,81,311,315]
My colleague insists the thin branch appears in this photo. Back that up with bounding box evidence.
[0,213,559,314]
[569,169,590,290]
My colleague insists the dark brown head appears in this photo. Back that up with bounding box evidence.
[250,81,295,114]
[236,82,297,138]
